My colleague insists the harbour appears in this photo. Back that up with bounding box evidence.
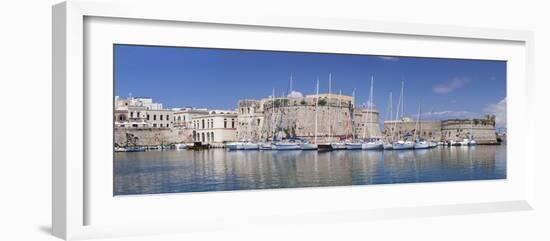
[114,144,506,195]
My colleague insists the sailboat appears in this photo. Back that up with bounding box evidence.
[413,104,430,149]
[346,88,363,150]
[362,76,383,150]
[383,92,394,150]
[301,78,320,150]
[274,74,301,151]
[392,81,414,150]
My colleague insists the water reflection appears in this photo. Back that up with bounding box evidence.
[114,145,506,195]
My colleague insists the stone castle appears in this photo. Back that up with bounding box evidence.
[236,93,382,143]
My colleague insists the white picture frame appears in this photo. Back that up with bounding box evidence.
[52,1,535,240]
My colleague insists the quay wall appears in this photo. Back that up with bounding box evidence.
[114,128,193,147]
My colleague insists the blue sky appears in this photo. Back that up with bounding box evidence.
[114,44,507,126]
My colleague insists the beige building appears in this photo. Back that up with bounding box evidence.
[192,110,238,144]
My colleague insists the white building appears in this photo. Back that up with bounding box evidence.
[192,110,238,144]
[172,108,210,128]
[115,96,173,128]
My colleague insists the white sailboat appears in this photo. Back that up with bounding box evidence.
[301,78,320,150]
[392,80,414,150]
[362,76,383,150]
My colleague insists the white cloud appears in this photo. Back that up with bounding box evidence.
[432,78,469,94]
[483,97,506,128]
[422,110,481,119]
[378,56,400,61]
[287,90,303,98]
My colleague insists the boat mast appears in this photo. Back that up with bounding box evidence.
[338,89,342,140]
[314,78,319,144]
[350,88,356,140]
[367,76,374,139]
[328,73,332,142]
[415,103,421,140]
[393,81,404,141]
[271,88,275,142]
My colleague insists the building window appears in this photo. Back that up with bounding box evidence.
[160,115,163,121]
[232,119,235,128]
[201,132,205,142]
[211,132,214,142]
[224,118,227,128]
[210,118,214,128]
[130,112,134,118]
[166,115,169,120]
[166,124,169,128]
[153,115,156,120]
[132,124,138,128]
[202,119,205,129]
[160,124,163,127]
[153,123,157,127]
[137,112,140,118]
[147,114,150,120]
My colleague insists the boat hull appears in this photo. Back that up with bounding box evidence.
[274,143,301,150]
[392,142,414,150]
[331,143,347,150]
[300,143,318,150]
[345,143,363,150]
[414,142,430,149]
[383,143,393,150]
[362,142,383,150]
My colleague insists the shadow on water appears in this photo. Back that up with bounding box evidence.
[114,145,506,195]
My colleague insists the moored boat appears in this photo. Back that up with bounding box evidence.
[383,143,393,150]
[174,143,187,150]
[414,140,430,149]
[345,142,363,150]
[126,146,146,152]
[392,140,415,150]
[274,142,301,150]
[362,141,383,150]
[300,143,318,150]
[226,142,243,150]
[330,142,347,150]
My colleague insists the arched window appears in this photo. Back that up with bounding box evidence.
[201,132,205,142]
[211,132,215,142]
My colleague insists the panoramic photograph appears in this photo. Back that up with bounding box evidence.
[113,44,507,196]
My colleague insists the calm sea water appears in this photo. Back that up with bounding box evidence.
[114,145,506,195]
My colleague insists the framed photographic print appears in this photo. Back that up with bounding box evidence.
[53,0,535,240]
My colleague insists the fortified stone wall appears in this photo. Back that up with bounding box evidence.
[383,120,442,141]
[442,119,497,144]
[114,128,193,147]
[260,105,381,143]
[382,118,498,144]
